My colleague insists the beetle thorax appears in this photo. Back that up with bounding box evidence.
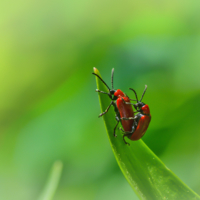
[141,104,150,115]
[114,89,125,98]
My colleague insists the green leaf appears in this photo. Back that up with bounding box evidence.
[93,68,200,200]
[37,161,63,200]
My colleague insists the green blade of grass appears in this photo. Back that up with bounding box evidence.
[37,161,63,200]
[93,68,200,200]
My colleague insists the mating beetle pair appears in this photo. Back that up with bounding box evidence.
[92,68,151,145]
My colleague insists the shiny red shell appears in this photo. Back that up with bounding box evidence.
[141,104,150,115]
[114,89,125,98]
[111,89,150,142]
[114,89,134,132]
[130,105,151,140]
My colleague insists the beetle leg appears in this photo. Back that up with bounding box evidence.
[120,98,139,112]
[98,101,113,117]
[118,128,131,145]
[121,97,126,103]
[129,98,137,101]
[95,89,110,95]
[121,116,137,121]
[121,98,139,111]
[113,115,119,137]
[119,126,136,145]
[121,97,133,105]
[121,97,136,105]
[118,127,124,132]
[124,102,135,105]
[123,134,132,145]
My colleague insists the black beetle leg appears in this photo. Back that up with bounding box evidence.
[119,126,136,146]
[121,116,137,121]
[123,133,132,146]
[98,101,113,117]
[95,89,110,95]
[113,115,120,137]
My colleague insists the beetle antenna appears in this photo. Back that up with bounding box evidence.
[129,99,137,101]
[140,85,147,102]
[92,73,111,90]
[111,68,114,90]
[129,88,138,102]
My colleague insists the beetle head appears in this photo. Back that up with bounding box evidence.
[129,85,148,113]
[92,68,118,100]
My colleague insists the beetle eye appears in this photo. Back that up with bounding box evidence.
[137,102,141,107]
[138,102,144,108]
[113,95,117,100]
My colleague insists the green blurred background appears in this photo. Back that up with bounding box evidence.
[0,0,200,199]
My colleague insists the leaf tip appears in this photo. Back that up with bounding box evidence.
[93,67,99,74]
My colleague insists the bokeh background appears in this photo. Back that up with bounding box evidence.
[1,0,200,199]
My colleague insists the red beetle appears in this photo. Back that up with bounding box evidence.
[120,86,151,144]
[92,68,134,138]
